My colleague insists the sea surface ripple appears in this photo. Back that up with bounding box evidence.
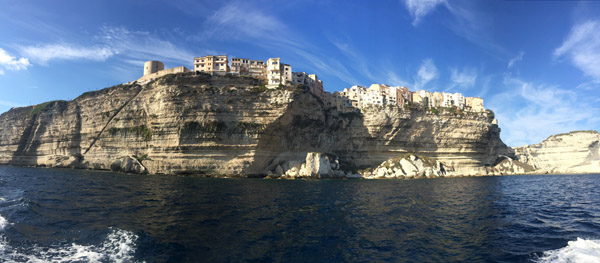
[0,166,599,262]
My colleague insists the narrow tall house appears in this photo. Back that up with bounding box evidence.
[266,58,292,88]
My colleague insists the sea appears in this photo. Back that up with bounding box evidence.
[0,166,598,263]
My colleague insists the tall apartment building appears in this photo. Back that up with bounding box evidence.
[266,58,292,87]
[194,55,229,75]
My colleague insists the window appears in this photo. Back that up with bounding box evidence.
[272,62,278,65]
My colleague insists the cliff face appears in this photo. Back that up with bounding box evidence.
[0,73,508,176]
[513,131,600,174]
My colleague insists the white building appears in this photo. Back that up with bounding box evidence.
[266,58,292,88]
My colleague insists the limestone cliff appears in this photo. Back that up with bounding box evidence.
[0,73,508,177]
[512,130,600,174]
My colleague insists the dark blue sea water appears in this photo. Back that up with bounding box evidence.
[0,166,599,262]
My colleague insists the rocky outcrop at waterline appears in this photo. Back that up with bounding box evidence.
[0,72,512,177]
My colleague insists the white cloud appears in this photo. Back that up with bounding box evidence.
[17,26,195,68]
[97,26,195,65]
[19,44,114,64]
[554,20,600,81]
[414,58,438,89]
[200,1,359,86]
[0,48,31,74]
[403,0,446,26]
[385,71,410,87]
[0,99,23,107]
[331,40,374,80]
[488,76,600,147]
[449,67,477,90]
[507,51,524,69]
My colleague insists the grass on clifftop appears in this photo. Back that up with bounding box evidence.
[28,101,66,118]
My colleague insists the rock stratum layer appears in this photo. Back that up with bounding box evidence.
[0,73,512,177]
[513,131,600,174]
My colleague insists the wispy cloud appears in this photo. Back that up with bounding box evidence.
[507,51,524,69]
[0,99,24,107]
[0,48,31,74]
[444,2,510,59]
[17,26,195,67]
[19,44,114,65]
[330,39,374,80]
[488,75,600,147]
[403,0,509,59]
[97,26,195,65]
[385,71,410,87]
[414,58,439,89]
[448,66,477,90]
[554,20,600,81]
[403,0,446,26]
[199,1,359,86]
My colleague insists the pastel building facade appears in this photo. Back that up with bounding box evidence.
[194,55,229,75]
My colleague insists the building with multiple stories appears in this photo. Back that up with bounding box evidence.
[265,58,292,88]
[231,58,265,78]
[194,55,323,95]
[330,83,484,113]
[186,54,487,114]
[194,55,229,75]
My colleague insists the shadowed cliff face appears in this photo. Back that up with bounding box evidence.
[0,73,508,176]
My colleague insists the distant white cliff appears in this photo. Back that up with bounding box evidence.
[512,130,600,174]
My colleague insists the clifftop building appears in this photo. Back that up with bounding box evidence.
[187,54,485,114]
[231,58,265,78]
[194,55,229,75]
[137,60,190,83]
[266,58,292,88]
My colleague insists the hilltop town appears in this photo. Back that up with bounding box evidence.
[137,55,487,115]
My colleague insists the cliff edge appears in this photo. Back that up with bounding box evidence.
[0,73,509,177]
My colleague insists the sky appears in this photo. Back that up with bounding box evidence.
[1,0,599,147]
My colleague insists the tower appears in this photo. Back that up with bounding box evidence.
[143,61,164,76]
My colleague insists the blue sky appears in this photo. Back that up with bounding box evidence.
[1,0,599,147]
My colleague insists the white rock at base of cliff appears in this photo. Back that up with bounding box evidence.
[360,155,446,179]
[110,156,148,174]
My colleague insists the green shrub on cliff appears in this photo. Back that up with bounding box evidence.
[232,122,266,135]
[29,101,53,117]
[107,125,152,141]
[182,120,227,134]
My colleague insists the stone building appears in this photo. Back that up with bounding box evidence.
[194,55,229,75]
[143,61,164,76]
[465,97,485,112]
[138,60,190,83]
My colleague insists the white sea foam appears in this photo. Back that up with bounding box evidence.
[0,215,8,231]
[536,238,600,263]
[0,227,143,263]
